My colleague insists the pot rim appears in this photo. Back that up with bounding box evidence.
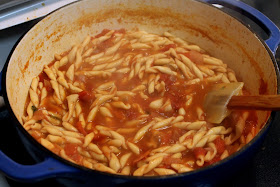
[2,0,280,181]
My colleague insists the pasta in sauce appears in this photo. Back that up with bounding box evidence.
[22,29,259,176]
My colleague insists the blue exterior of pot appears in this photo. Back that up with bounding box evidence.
[0,0,279,186]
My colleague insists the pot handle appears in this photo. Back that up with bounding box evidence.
[203,0,280,55]
[0,150,80,182]
[0,71,5,109]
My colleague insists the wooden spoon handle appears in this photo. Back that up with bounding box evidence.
[228,95,280,110]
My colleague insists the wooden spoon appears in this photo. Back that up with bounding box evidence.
[203,82,279,124]
[228,95,280,110]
